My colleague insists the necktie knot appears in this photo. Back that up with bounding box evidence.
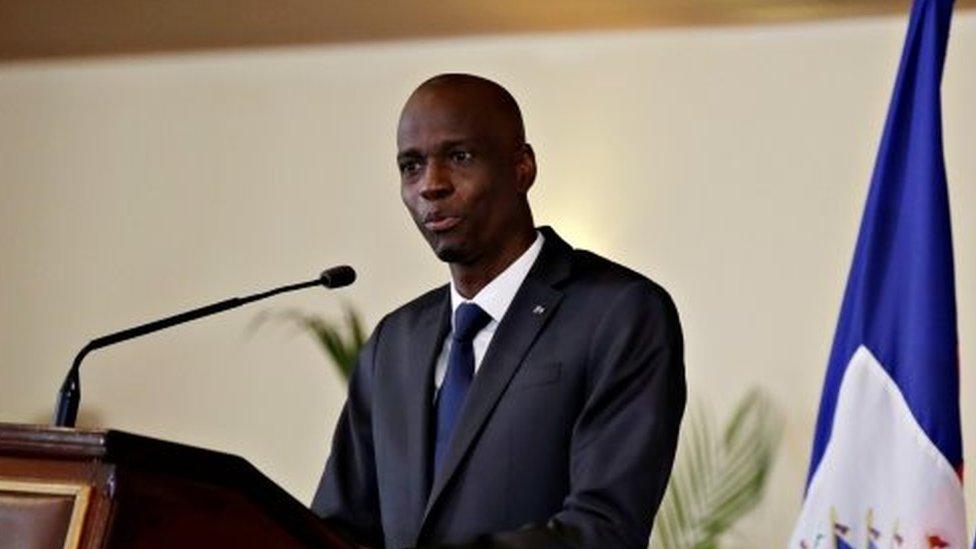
[453,303,492,343]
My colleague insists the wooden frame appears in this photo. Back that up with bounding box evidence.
[0,478,92,549]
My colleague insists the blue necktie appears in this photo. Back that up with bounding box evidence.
[434,302,492,474]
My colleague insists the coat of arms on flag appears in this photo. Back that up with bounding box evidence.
[790,0,966,547]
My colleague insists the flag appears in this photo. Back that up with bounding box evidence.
[790,0,965,547]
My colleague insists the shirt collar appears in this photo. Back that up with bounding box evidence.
[450,230,545,325]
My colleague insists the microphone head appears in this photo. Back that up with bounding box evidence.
[320,265,356,288]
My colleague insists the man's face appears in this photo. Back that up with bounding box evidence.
[397,86,531,265]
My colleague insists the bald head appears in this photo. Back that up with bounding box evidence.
[400,73,526,148]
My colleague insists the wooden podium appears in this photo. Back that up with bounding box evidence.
[0,423,351,548]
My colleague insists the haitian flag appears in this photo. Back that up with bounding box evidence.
[790,0,966,547]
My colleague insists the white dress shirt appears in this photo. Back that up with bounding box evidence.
[433,231,545,392]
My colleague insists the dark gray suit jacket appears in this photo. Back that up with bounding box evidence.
[312,227,685,549]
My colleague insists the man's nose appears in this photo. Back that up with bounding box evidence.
[419,160,453,200]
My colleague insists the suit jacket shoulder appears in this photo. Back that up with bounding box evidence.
[568,247,675,302]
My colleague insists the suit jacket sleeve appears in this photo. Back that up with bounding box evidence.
[311,319,386,547]
[433,281,686,549]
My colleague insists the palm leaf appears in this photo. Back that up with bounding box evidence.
[650,388,782,549]
[252,305,366,381]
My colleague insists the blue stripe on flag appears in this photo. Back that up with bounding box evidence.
[836,535,856,549]
[805,0,960,488]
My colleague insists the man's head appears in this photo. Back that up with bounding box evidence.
[397,74,537,270]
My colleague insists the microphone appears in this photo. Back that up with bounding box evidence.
[53,266,357,428]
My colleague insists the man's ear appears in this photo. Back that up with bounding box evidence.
[515,143,537,194]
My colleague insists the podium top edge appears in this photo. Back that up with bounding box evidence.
[0,422,108,459]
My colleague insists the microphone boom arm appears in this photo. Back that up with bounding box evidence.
[53,266,354,427]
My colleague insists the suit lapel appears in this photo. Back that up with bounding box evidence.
[400,288,450,539]
[422,227,573,523]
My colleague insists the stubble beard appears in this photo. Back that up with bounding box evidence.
[432,240,465,264]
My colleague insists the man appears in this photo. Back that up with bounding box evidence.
[312,74,685,549]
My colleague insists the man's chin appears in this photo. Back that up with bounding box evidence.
[424,232,470,264]
[433,246,464,264]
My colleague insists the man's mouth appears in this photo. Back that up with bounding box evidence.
[424,213,461,233]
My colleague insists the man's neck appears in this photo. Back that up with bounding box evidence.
[450,228,537,299]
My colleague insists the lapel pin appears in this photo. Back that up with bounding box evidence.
[532,305,546,315]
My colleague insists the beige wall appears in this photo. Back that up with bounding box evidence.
[1,12,974,545]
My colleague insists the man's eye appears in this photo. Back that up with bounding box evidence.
[399,160,422,176]
[450,150,473,164]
